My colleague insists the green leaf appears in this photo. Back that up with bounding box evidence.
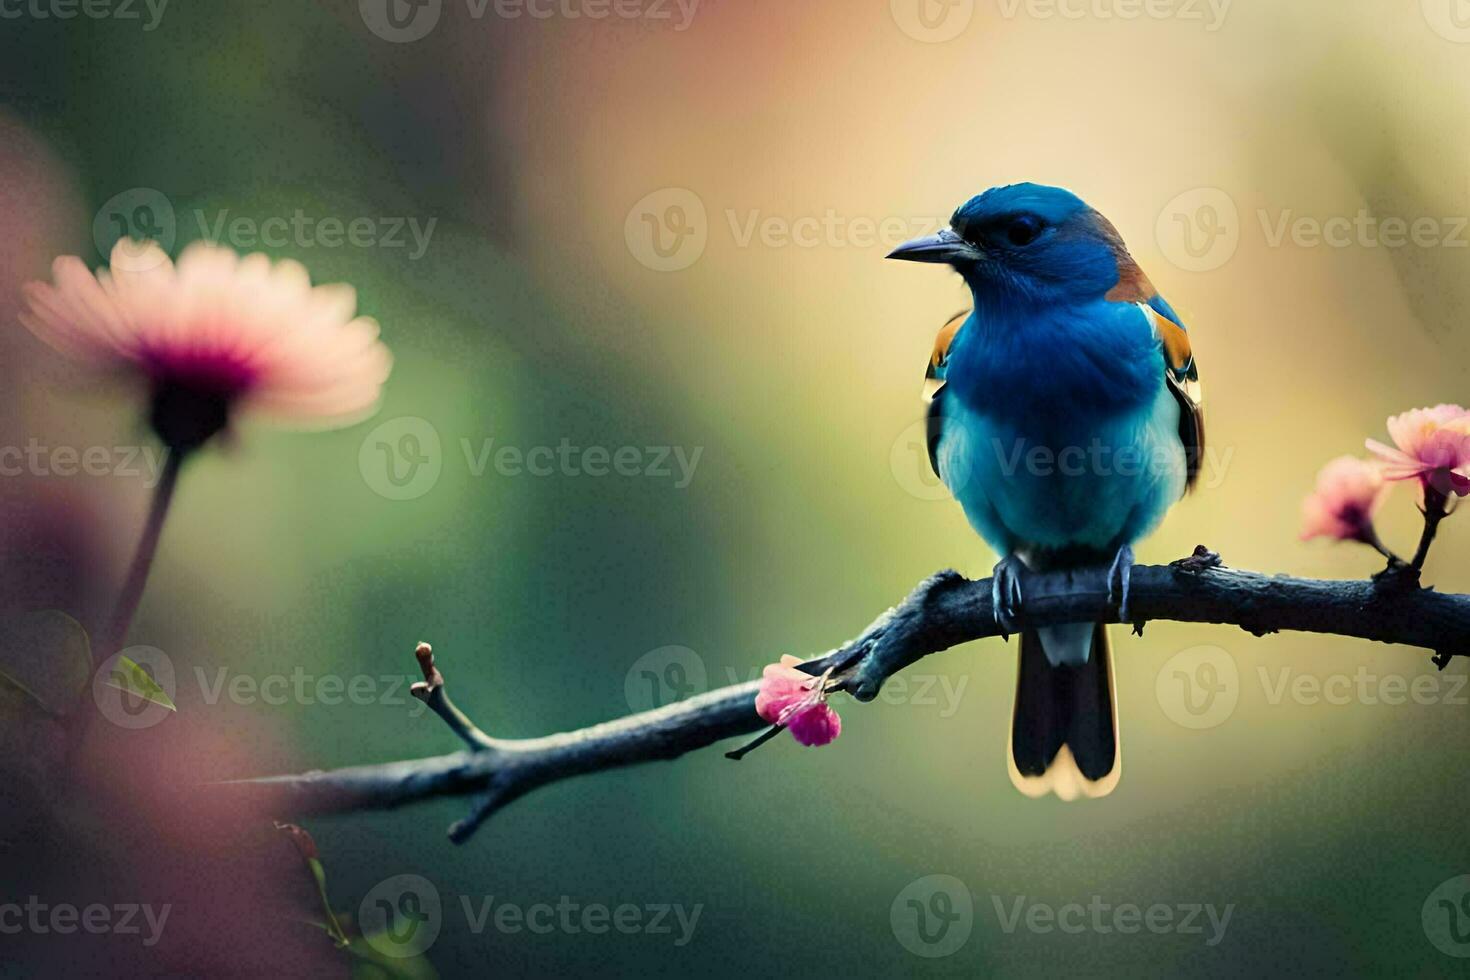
[0,610,92,716]
[105,655,177,713]
[302,920,439,980]
[341,932,439,980]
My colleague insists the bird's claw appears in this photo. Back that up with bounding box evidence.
[1171,544,1222,575]
[1107,544,1134,625]
[991,555,1028,639]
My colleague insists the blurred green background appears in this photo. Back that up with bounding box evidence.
[1,0,1468,976]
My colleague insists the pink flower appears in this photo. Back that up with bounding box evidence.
[1300,456,1389,542]
[755,655,842,747]
[1366,404,1470,498]
[20,239,392,453]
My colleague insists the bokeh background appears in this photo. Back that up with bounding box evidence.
[2,0,1469,975]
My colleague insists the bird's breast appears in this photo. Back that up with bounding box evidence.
[937,373,1186,556]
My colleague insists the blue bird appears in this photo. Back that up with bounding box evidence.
[889,183,1203,799]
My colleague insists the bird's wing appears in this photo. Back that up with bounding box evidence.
[1103,260,1204,491]
[923,310,969,478]
[1134,296,1204,493]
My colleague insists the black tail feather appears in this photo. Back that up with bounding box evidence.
[1008,623,1120,798]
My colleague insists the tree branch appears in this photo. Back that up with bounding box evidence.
[211,553,1470,842]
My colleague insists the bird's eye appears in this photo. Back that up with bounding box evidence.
[1005,215,1043,247]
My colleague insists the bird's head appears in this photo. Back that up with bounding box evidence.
[888,183,1134,304]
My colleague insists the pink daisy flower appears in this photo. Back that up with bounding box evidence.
[1300,456,1389,543]
[20,239,392,453]
[1365,404,1470,498]
[755,655,842,747]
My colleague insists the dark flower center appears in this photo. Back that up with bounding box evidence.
[148,381,234,455]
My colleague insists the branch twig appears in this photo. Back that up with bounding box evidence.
[211,553,1470,843]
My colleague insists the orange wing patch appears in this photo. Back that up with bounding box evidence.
[1156,313,1194,381]
[923,309,968,402]
[930,310,967,373]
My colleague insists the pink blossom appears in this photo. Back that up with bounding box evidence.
[1300,456,1389,542]
[755,655,842,747]
[1365,404,1470,498]
[20,240,392,452]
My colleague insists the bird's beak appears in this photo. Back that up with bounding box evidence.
[886,228,980,264]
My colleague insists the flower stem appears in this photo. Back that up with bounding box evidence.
[724,724,786,761]
[1410,486,1449,574]
[1361,527,1404,568]
[101,448,185,660]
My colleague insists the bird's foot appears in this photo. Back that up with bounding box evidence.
[1107,544,1134,624]
[1171,544,1222,575]
[991,554,1028,640]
